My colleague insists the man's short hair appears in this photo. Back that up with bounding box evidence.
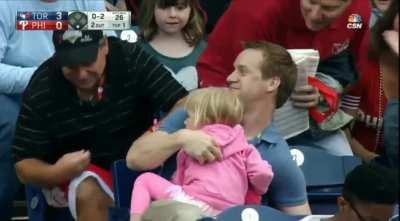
[343,164,398,205]
[244,41,297,108]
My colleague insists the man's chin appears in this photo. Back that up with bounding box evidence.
[228,87,240,95]
[76,83,96,91]
[305,21,326,31]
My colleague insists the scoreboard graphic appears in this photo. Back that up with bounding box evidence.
[16,11,131,31]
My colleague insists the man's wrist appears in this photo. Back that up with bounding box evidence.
[49,163,70,186]
[174,129,189,147]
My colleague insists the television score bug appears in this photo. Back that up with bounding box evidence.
[16,11,68,31]
[16,11,131,31]
[85,11,131,30]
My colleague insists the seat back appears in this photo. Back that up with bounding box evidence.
[290,146,361,214]
[290,146,361,187]
[111,159,161,209]
[214,205,299,221]
[25,185,73,221]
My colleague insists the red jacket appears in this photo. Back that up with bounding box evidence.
[198,0,371,87]
[342,34,387,153]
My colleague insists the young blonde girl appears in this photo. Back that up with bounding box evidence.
[137,0,207,91]
[130,88,273,221]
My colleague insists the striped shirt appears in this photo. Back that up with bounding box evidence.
[12,37,188,169]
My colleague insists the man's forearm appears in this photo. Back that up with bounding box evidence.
[350,138,379,162]
[15,159,67,188]
[279,203,311,216]
[344,128,379,162]
[126,131,183,171]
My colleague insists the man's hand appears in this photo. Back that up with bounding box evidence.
[291,85,321,108]
[383,30,399,56]
[54,150,91,180]
[177,129,223,164]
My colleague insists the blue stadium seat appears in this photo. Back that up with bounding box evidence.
[110,159,162,221]
[391,205,399,221]
[108,206,130,221]
[290,145,361,214]
[111,159,162,209]
[200,205,301,221]
[25,185,73,221]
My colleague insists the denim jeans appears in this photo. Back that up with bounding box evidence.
[0,94,21,220]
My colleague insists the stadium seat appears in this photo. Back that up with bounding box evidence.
[108,206,130,221]
[199,205,301,221]
[110,159,163,221]
[111,159,162,209]
[290,145,361,214]
[391,205,399,221]
[25,185,73,221]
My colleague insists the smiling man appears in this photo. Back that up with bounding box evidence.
[198,0,370,108]
[127,41,309,217]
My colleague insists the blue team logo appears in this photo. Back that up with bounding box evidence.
[347,14,363,29]
[18,12,32,20]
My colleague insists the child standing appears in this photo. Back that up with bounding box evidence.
[130,88,273,221]
[137,0,207,91]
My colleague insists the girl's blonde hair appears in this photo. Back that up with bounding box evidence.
[139,0,205,46]
[184,88,244,128]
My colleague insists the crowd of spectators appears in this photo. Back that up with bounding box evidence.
[0,0,398,220]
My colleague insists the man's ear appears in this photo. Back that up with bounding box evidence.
[265,76,281,92]
[337,196,349,211]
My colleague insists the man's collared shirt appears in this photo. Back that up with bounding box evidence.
[12,38,188,169]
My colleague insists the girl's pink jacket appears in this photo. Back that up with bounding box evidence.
[172,124,274,211]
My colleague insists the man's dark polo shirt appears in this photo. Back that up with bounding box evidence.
[12,37,188,169]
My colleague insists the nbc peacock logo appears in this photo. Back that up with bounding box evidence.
[347,14,363,29]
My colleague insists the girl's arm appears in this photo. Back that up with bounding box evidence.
[245,145,274,195]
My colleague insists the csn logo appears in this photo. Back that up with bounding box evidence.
[347,14,363,29]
